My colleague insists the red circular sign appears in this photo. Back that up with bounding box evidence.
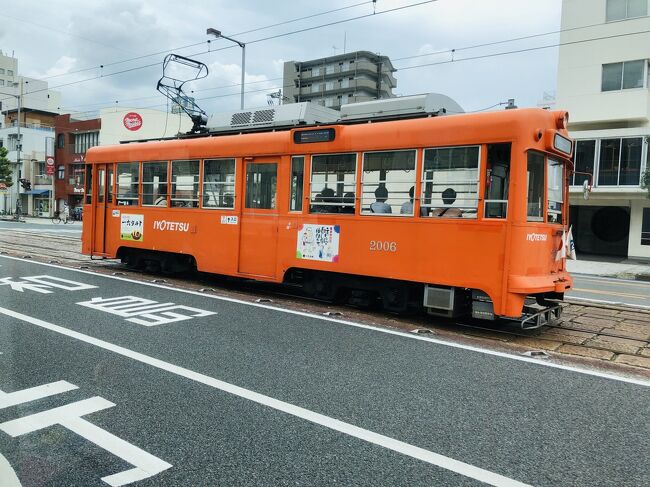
[123,112,143,131]
[46,157,55,166]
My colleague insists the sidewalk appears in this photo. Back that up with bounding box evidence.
[567,256,650,280]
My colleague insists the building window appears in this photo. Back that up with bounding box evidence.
[0,80,4,87]
[312,66,320,76]
[572,140,596,186]
[598,137,643,185]
[326,64,334,74]
[73,131,99,153]
[57,165,65,180]
[70,163,84,186]
[0,69,4,75]
[7,70,13,77]
[602,60,645,91]
[171,160,199,207]
[361,150,416,215]
[606,0,647,21]
[57,133,65,148]
[312,83,320,93]
[421,146,480,218]
[7,133,21,151]
[202,158,235,209]
[310,153,357,214]
[325,81,334,90]
[642,208,650,245]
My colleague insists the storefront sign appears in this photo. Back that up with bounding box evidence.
[46,157,55,176]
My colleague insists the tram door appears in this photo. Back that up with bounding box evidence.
[92,164,109,254]
[238,159,278,277]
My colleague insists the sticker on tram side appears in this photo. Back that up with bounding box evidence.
[112,210,120,217]
[120,214,144,242]
[296,224,340,262]
[220,215,238,225]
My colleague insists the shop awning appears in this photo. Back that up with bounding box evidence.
[24,189,50,195]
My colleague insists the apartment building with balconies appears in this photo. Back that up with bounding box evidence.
[556,0,650,259]
[283,51,396,110]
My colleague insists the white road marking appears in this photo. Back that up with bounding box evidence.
[0,453,22,487]
[0,254,648,387]
[0,306,531,487]
[0,396,172,487]
[77,296,216,327]
[0,380,78,409]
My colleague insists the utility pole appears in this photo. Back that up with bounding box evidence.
[14,79,22,215]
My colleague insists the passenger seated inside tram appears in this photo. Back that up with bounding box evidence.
[370,186,392,214]
[154,196,168,206]
[400,186,415,215]
[430,187,462,217]
[312,187,337,213]
[340,192,355,214]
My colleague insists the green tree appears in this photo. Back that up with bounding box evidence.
[0,146,12,188]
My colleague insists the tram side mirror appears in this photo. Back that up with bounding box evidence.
[582,180,590,200]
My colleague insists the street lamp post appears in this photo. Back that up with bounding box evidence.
[206,28,246,110]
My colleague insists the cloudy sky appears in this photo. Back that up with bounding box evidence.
[1,0,563,117]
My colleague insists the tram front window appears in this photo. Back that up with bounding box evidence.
[547,159,564,224]
[526,152,545,222]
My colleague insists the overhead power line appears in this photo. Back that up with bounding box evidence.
[26,0,375,83]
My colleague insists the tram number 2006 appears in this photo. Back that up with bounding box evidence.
[369,240,397,252]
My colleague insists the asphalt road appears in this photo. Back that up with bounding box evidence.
[0,220,82,237]
[0,255,648,487]
[568,274,650,309]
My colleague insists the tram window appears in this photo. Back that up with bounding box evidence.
[171,160,199,208]
[484,143,511,219]
[116,162,139,206]
[547,159,563,224]
[245,163,277,209]
[527,152,545,222]
[107,168,114,204]
[142,161,168,206]
[421,146,480,218]
[97,169,105,204]
[84,165,92,204]
[203,158,235,209]
[309,153,356,214]
[361,150,416,215]
[290,156,304,212]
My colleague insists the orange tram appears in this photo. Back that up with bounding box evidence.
[82,106,574,329]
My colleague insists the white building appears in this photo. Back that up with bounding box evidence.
[556,0,650,260]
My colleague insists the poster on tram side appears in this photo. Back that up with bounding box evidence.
[296,224,340,262]
[120,214,144,241]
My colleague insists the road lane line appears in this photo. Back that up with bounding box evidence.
[0,254,648,387]
[0,453,22,487]
[0,305,532,487]
[571,288,647,299]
